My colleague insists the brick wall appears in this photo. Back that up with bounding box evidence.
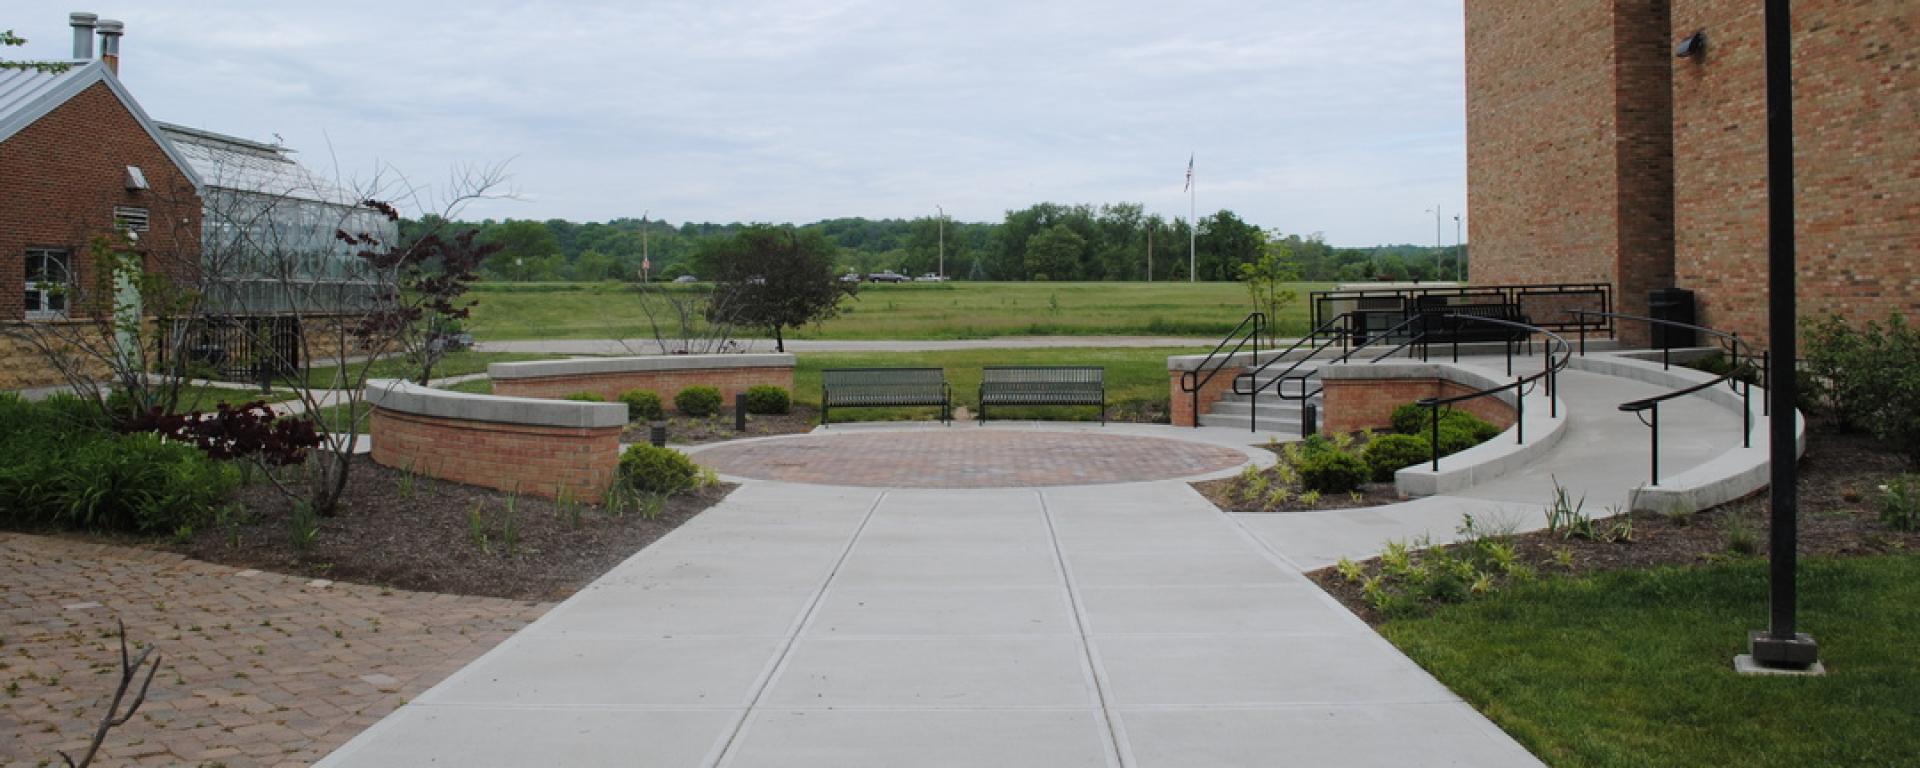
[1465,1,1674,346]
[1671,0,1919,343]
[1321,378,1517,436]
[0,78,202,389]
[369,409,622,501]
[493,366,794,411]
[1168,369,1241,428]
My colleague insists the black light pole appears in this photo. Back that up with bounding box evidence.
[1745,0,1819,673]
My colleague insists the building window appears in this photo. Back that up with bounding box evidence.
[24,248,71,319]
[114,206,150,233]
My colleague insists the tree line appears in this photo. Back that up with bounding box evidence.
[420,204,1468,284]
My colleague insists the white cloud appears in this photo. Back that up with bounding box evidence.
[13,0,1468,245]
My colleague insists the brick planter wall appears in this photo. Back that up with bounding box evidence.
[1168,369,1241,428]
[364,380,628,501]
[490,355,794,412]
[1322,378,1517,436]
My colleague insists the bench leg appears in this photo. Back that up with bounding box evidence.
[822,402,830,427]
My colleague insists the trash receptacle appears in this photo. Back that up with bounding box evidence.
[1648,288,1697,349]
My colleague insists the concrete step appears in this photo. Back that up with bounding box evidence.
[1198,413,1304,434]
[1206,400,1309,418]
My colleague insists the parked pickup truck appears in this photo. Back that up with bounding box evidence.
[867,271,910,283]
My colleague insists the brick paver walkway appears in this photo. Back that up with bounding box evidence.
[691,430,1250,488]
[0,533,551,768]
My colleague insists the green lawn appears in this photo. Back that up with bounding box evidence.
[1382,555,1920,767]
[793,346,1198,422]
[464,281,1329,341]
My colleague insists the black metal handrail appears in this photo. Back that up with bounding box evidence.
[1179,312,1263,429]
[1223,313,1361,432]
[1331,312,1430,366]
[1573,310,1759,486]
[1414,314,1571,472]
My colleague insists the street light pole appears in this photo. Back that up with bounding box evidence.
[1453,214,1463,282]
[1742,0,1821,675]
[936,205,945,278]
[1425,206,1442,279]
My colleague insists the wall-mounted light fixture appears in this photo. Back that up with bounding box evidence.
[1676,30,1707,59]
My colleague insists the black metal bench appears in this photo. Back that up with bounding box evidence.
[1417,302,1533,345]
[978,366,1106,424]
[821,368,951,426]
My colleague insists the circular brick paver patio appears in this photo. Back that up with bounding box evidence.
[691,430,1251,488]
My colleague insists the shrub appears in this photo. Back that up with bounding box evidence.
[618,444,701,495]
[1436,425,1479,456]
[1391,403,1501,444]
[1805,313,1920,461]
[675,386,723,417]
[1297,450,1369,494]
[562,391,605,403]
[1883,476,1919,532]
[618,389,665,422]
[0,410,236,534]
[1363,434,1432,482]
[744,385,791,415]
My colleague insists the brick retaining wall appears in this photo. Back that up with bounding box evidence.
[1322,378,1517,436]
[490,354,794,412]
[364,380,628,501]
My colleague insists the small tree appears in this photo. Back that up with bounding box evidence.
[1240,238,1302,343]
[694,226,857,352]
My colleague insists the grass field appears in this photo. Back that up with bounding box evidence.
[1383,555,1920,767]
[303,350,569,388]
[792,347,1197,423]
[463,281,1330,341]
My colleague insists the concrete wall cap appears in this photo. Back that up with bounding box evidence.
[489,353,796,380]
[364,379,627,429]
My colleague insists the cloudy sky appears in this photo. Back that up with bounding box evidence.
[16,1,1468,246]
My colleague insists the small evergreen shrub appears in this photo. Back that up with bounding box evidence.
[1806,313,1920,461]
[1363,434,1432,482]
[618,444,701,495]
[1391,403,1501,443]
[675,386,723,417]
[1883,476,1919,532]
[1297,450,1369,494]
[561,391,605,403]
[744,385,791,415]
[618,389,665,422]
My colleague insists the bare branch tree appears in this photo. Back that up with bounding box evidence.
[59,619,161,768]
[624,281,744,355]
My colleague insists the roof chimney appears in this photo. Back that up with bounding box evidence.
[70,12,97,60]
[96,18,123,73]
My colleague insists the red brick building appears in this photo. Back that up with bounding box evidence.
[0,14,203,389]
[1466,1,1917,345]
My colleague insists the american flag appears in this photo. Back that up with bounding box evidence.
[1183,154,1193,192]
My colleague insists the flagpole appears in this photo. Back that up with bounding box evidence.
[1188,155,1197,283]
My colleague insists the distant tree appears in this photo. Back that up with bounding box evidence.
[694,225,857,352]
[1024,225,1085,282]
[481,220,561,280]
[571,249,618,281]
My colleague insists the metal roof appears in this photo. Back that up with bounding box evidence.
[0,59,203,190]
[157,121,359,205]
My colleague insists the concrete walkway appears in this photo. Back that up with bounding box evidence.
[317,351,1760,766]
[474,335,1215,355]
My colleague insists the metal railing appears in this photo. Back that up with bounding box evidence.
[1311,282,1613,337]
[154,314,304,386]
[1229,312,1358,432]
[1414,314,1571,471]
[1572,310,1759,486]
[1179,312,1263,428]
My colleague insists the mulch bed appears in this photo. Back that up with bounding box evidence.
[166,457,735,601]
[1193,475,1404,512]
[623,406,819,445]
[1311,420,1920,625]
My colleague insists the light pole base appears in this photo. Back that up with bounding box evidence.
[1735,654,1826,677]
[1739,630,1822,675]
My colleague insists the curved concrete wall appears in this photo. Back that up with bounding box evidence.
[490,354,795,411]
[365,379,627,500]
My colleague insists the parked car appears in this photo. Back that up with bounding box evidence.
[914,273,947,282]
[672,274,699,283]
[867,271,910,283]
[840,272,862,283]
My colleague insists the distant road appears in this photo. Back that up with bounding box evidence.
[474,336,1218,355]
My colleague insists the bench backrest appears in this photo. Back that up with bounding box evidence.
[981,366,1104,387]
[822,368,947,400]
